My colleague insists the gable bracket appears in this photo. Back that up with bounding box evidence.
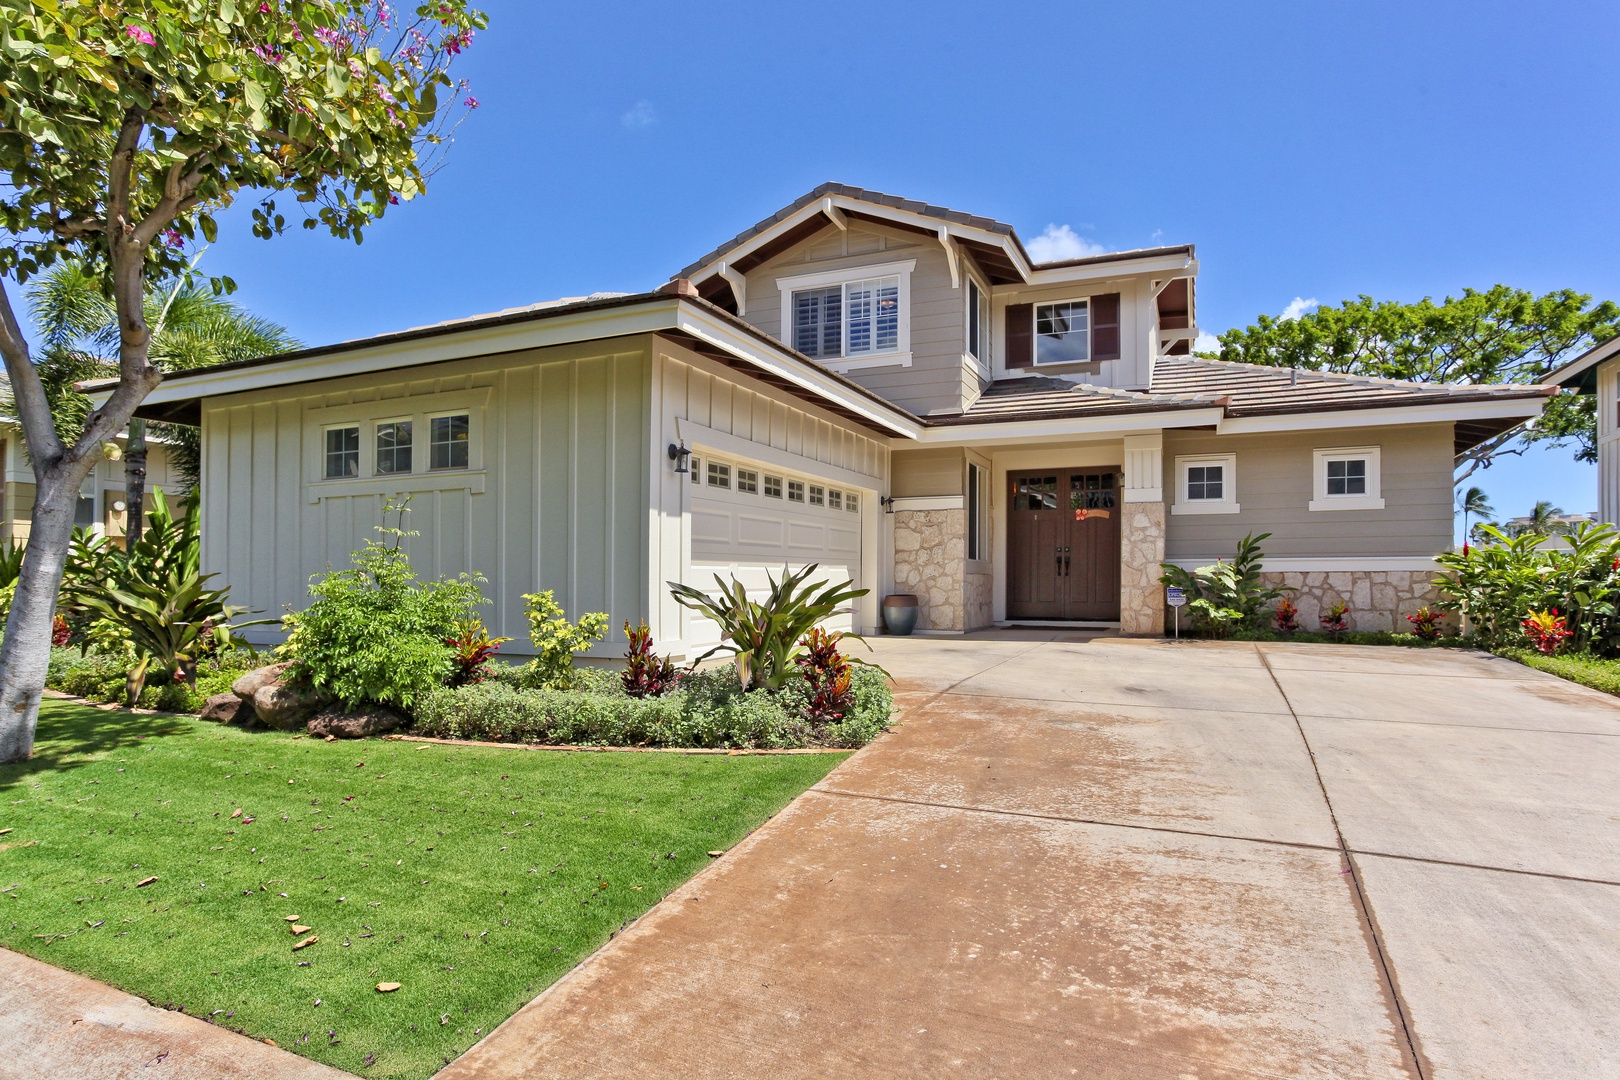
[937,227,961,290]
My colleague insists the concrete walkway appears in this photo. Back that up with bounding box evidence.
[442,636,1620,1080]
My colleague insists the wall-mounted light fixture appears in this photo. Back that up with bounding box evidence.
[880,495,896,514]
[667,441,691,475]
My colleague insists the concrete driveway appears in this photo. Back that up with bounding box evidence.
[444,636,1620,1080]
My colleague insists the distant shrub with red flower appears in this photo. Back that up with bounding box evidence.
[1406,606,1444,642]
[621,621,682,698]
[1522,609,1573,656]
[1320,600,1350,639]
[1273,597,1300,636]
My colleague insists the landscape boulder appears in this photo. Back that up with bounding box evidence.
[306,704,406,740]
[199,692,251,725]
[232,662,292,702]
[253,679,323,731]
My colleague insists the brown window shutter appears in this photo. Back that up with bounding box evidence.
[1005,303,1033,368]
[1092,293,1121,361]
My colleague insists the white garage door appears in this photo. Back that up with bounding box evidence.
[686,454,864,649]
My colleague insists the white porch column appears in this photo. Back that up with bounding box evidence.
[1120,432,1166,636]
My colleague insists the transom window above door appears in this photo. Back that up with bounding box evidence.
[777,260,914,369]
[1013,475,1059,511]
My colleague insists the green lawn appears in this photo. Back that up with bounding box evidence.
[0,699,846,1078]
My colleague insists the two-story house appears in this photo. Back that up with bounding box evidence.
[105,184,1553,654]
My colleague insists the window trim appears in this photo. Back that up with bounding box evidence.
[1171,453,1240,515]
[1032,296,1093,367]
[966,460,988,562]
[426,411,471,472]
[373,416,414,477]
[965,273,991,378]
[776,259,915,372]
[1309,446,1385,511]
[323,423,362,480]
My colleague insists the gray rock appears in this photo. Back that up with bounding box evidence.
[306,704,406,739]
[253,679,322,731]
[200,692,251,725]
[232,662,292,702]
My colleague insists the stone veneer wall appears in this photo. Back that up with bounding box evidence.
[964,570,993,631]
[1264,570,1450,633]
[893,508,966,632]
[1119,501,1166,636]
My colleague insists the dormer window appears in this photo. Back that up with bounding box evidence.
[1035,300,1091,365]
[777,260,914,371]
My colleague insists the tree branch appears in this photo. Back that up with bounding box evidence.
[0,277,65,476]
[129,155,214,249]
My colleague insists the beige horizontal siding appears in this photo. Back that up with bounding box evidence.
[1163,423,1454,560]
[742,222,970,416]
[892,447,965,497]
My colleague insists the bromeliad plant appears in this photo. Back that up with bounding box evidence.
[73,491,269,703]
[444,618,510,687]
[1320,600,1350,638]
[1406,606,1445,641]
[669,564,870,691]
[1158,532,1291,638]
[1522,609,1573,655]
[621,621,682,698]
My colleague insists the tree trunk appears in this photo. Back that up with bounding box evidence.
[124,417,148,545]
[0,479,80,762]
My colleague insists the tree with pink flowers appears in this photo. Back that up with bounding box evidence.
[0,1,486,762]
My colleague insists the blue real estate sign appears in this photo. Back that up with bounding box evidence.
[1165,587,1186,608]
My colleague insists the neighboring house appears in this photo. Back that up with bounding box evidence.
[1548,333,1620,524]
[0,424,184,548]
[96,183,1553,653]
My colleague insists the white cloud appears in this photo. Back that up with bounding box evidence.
[1150,228,1164,242]
[1026,223,1108,263]
[1279,296,1319,322]
[620,100,656,129]
[1193,331,1222,355]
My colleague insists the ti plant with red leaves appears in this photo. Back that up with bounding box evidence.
[796,626,856,726]
[1406,605,1445,641]
[621,621,682,698]
[445,618,510,687]
[1522,609,1573,655]
[1320,599,1350,639]
[1273,597,1300,636]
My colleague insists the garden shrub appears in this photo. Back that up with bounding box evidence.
[518,590,608,690]
[1435,522,1620,652]
[621,621,681,698]
[282,501,488,708]
[1159,532,1290,637]
[412,665,891,750]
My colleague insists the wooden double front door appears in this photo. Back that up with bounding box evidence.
[1007,468,1122,621]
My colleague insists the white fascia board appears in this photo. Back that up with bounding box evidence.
[92,300,685,409]
[1022,253,1196,289]
[672,305,921,439]
[911,406,1227,447]
[1547,334,1620,386]
[1214,396,1547,435]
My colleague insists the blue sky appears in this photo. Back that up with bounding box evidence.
[189,0,1617,527]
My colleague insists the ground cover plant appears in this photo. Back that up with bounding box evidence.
[0,699,843,1079]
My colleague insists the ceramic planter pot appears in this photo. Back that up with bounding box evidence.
[882,594,919,636]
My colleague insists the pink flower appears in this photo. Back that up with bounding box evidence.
[125,24,156,46]
[259,2,271,11]
[463,95,479,108]
[444,28,472,54]
[162,228,184,248]
[388,194,400,205]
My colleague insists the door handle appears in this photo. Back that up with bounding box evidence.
[1063,546,1072,577]
[1055,546,1064,577]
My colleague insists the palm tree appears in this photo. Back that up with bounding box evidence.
[1456,486,1494,552]
[1509,500,1567,539]
[10,260,297,541]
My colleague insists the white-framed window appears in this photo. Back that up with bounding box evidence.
[787,480,805,503]
[777,259,914,370]
[1034,299,1090,365]
[763,475,783,498]
[1172,453,1239,515]
[324,425,360,479]
[736,468,759,495]
[967,461,988,561]
[1309,446,1385,511]
[845,492,859,514]
[966,277,990,369]
[808,484,825,507]
[707,461,731,489]
[375,419,412,475]
[827,488,843,511]
[428,413,470,471]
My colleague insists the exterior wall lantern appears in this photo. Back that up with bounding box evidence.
[667,441,691,475]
